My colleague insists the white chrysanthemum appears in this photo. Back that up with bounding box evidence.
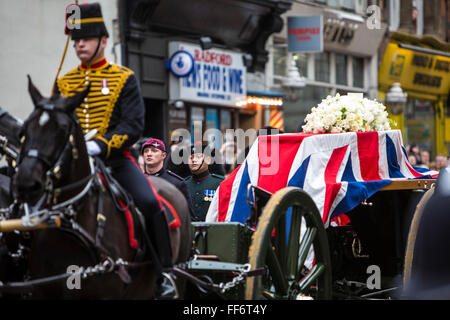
[302,94,391,133]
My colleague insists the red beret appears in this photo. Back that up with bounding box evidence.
[141,138,166,154]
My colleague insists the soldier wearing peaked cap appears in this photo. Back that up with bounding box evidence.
[54,2,176,299]
[186,142,224,221]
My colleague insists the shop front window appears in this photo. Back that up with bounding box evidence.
[405,99,435,156]
[315,52,330,83]
[352,56,364,88]
[282,85,332,132]
[206,108,220,148]
[190,106,204,143]
[220,109,233,143]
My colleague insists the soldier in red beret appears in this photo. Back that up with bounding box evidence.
[141,138,194,219]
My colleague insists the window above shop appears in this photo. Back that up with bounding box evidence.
[313,0,366,13]
[270,45,369,93]
[273,44,288,83]
[352,56,364,88]
[314,52,330,82]
[335,53,347,85]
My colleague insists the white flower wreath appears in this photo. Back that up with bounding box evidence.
[302,93,393,133]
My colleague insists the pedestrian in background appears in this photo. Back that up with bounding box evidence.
[435,154,449,170]
[410,144,422,164]
[419,149,430,169]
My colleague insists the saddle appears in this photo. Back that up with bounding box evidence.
[94,158,180,253]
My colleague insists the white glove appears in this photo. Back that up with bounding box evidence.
[86,141,101,156]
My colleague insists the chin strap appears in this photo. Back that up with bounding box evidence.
[87,37,102,66]
[191,156,206,174]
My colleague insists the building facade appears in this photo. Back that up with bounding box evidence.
[0,0,120,121]
[120,0,292,148]
[1,0,291,152]
[265,0,387,133]
[377,0,450,157]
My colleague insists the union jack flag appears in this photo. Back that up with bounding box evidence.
[206,130,438,227]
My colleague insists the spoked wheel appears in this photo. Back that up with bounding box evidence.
[245,187,332,300]
[403,187,435,286]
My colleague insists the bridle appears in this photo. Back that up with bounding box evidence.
[16,103,95,214]
[14,103,104,260]
[1,103,155,295]
[0,109,21,160]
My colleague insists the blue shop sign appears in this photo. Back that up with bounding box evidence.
[169,42,247,107]
[167,50,195,77]
[287,16,323,53]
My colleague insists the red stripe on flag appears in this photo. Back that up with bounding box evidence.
[257,135,302,193]
[322,146,348,224]
[357,132,381,181]
[405,161,424,178]
[218,164,241,222]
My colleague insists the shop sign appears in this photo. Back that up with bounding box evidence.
[379,42,450,96]
[287,16,323,53]
[167,50,195,77]
[323,18,358,45]
[169,42,247,107]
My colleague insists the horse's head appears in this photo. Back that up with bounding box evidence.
[12,76,89,205]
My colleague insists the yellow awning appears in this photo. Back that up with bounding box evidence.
[379,41,450,99]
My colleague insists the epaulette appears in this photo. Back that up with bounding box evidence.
[166,170,184,181]
[211,173,225,180]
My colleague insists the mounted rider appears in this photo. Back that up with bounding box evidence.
[55,2,176,299]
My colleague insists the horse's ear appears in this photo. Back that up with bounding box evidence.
[65,85,90,114]
[27,75,43,107]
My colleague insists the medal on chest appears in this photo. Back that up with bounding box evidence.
[101,79,110,95]
[203,190,215,202]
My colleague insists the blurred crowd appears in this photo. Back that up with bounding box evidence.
[405,143,449,171]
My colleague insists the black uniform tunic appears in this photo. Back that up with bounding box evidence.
[146,167,194,219]
[56,59,163,219]
[185,170,224,221]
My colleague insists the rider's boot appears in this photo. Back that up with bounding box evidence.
[146,209,178,299]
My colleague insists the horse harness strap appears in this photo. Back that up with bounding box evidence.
[0,134,18,159]
[0,256,153,294]
[95,182,106,249]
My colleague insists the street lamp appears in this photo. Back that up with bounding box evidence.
[385,82,407,115]
[282,53,306,102]
[282,53,306,88]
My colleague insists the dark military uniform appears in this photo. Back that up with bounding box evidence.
[185,170,224,221]
[146,167,194,218]
[56,3,173,279]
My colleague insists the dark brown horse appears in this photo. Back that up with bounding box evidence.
[0,107,22,206]
[0,107,22,151]
[0,107,24,298]
[8,77,192,299]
